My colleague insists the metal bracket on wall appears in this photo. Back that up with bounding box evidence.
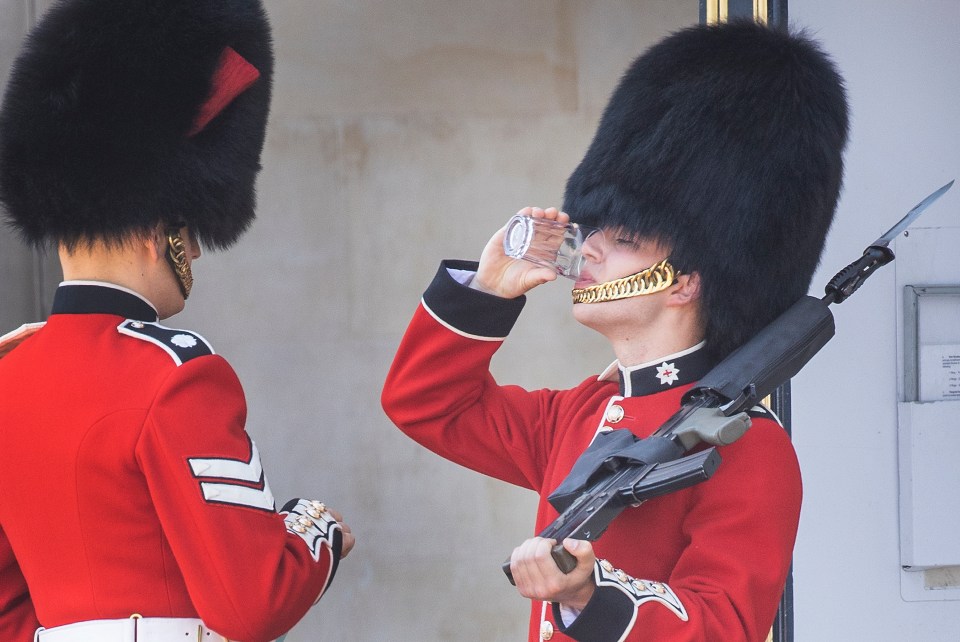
[902,285,960,402]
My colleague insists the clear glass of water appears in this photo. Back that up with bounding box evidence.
[502,214,602,280]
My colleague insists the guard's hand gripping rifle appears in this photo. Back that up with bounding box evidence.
[503,181,954,584]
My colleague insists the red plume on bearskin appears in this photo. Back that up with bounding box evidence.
[563,20,849,360]
[0,0,273,250]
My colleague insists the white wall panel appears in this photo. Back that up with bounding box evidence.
[789,1,960,640]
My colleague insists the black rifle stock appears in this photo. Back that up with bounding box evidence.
[501,181,954,584]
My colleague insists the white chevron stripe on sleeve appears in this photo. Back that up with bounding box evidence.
[188,440,276,511]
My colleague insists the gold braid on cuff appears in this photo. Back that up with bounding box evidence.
[166,230,194,300]
[571,259,676,304]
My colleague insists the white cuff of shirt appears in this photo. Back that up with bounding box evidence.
[558,603,582,627]
[447,267,476,286]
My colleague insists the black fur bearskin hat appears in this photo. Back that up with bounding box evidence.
[0,0,273,250]
[563,20,849,360]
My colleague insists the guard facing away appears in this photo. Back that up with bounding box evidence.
[382,20,848,641]
[0,2,353,641]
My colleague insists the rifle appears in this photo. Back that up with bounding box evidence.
[503,181,954,584]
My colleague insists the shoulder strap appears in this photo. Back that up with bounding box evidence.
[117,320,214,366]
[0,322,46,360]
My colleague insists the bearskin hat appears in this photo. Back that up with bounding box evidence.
[0,0,273,250]
[564,20,849,360]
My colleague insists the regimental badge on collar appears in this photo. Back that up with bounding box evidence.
[655,362,680,386]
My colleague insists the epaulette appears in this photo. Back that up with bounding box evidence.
[0,322,45,360]
[117,320,214,366]
[746,404,782,426]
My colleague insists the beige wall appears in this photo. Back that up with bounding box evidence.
[208,4,692,639]
[0,1,692,639]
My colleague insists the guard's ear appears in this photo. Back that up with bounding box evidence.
[667,271,702,307]
[143,223,167,263]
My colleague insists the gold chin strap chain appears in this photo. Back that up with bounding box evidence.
[166,229,194,300]
[571,259,676,304]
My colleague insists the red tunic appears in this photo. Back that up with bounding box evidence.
[382,261,801,642]
[0,283,342,642]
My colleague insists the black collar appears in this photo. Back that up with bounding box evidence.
[51,282,159,322]
[618,342,715,397]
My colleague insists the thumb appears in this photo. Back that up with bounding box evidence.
[522,266,559,289]
[562,538,595,568]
